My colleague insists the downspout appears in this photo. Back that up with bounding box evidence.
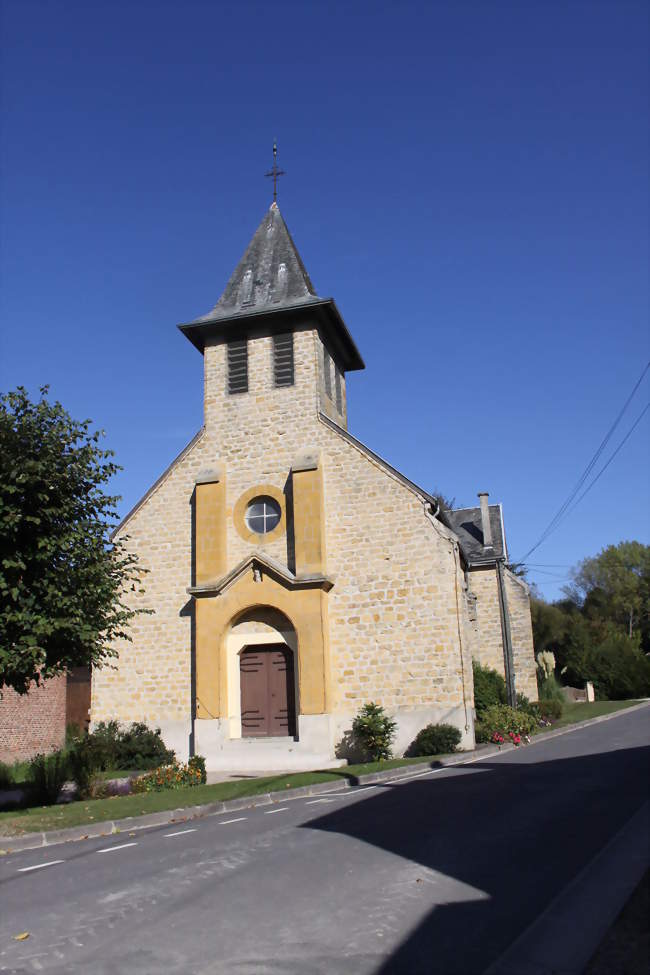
[496,560,517,707]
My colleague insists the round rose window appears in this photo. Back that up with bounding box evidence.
[245,496,282,534]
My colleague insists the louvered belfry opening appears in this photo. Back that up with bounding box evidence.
[334,363,343,413]
[227,339,248,394]
[273,332,294,387]
[323,347,332,398]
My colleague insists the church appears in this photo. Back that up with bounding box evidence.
[91,201,537,771]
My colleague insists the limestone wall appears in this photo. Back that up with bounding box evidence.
[504,569,538,701]
[468,567,506,677]
[92,323,476,754]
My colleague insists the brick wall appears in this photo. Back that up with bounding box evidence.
[0,674,67,763]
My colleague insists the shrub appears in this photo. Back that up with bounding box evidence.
[27,750,69,804]
[86,719,122,770]
[351,703,397,761]
[66,737,101,799]
[189,754,207,784]
[114,722,175,770]
[0,762,11,790]
[475,705,537,744]
[473,661,507,715]
[131,760,203,793]
[406,723,462,757]
[537,698,562,720]
[538,673,565,704]
[563,634,650,700]
[83,720,175,771]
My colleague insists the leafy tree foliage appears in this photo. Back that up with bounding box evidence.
[0,387,148,693]
[530,541,650,699]
[564,542,650,641]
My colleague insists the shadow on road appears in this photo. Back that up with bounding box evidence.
[301,744,650,974]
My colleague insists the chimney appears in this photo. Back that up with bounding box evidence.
[478,492,493,549]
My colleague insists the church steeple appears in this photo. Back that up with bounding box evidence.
[195,204,320,323]
[178,205,365,372]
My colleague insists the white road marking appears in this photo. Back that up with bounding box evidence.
[264,807,289,814]
[219,817,247,824]
[164,828,197,837]
[305,798,335,804]
[320,786,380,797]
[96,842,138,854]
[17,859,64,873]
[387,766,448,784]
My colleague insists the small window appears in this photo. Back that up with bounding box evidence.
[323,348,332,398]
[334,363,343,413]
[228,339,248,394]
[245,496,282,534]
[273,333,294,387]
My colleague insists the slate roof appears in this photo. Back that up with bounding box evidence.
[178,203,365,370]
[443,504,508,565]
[190,203,319,323]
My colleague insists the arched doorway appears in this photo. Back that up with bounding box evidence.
[240,645,296,737]
[226,607,298,739]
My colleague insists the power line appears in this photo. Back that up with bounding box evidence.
[518,360,650,562]
[562,402,650,516]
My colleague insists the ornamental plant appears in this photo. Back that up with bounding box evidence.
[475,704,537,744]
[131,760,203,793]
[406,723,462,757]
[351,703,397,761]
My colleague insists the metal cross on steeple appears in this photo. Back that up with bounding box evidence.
[264,140,286,204]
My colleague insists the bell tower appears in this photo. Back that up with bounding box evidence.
[177,202,365,441]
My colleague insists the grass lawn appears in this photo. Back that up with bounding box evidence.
[1,700,643,840]
[551,699,641,728]
[0,754,446,837]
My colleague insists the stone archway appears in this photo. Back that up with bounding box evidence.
[226,607,298,739]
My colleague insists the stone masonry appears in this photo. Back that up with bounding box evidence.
[91,202,536,766]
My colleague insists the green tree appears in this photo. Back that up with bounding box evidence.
[0,387,148,693]
[530,597,572,654]
[564,542,650,642]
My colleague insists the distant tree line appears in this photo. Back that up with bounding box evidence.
[530,541,650,699]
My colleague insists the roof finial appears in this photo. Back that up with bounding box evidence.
[265,139,286,205]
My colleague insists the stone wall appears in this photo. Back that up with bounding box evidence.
[0,675,67,763]
[504,568,538,700]
[468,567,506,677]
[92,323,476,754]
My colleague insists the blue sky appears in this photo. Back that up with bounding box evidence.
[1,0,648,600]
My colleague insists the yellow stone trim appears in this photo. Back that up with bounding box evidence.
[194,475,227,585]
[195,572,331,722]
[233,483,286,544]
[292,457,326,576]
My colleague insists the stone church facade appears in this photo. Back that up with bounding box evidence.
[91,203,536,770]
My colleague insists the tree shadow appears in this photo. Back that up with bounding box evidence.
[301,744,650,974]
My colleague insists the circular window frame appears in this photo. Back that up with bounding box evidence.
[234,484,286,544]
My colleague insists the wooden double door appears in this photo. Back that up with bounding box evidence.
[240,645,296,737]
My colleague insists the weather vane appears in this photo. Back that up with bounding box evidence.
[265,140,285,204]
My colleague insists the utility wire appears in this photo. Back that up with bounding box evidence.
[518,360,650,563]
[562,402,650,516]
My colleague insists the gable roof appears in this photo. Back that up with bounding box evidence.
[178,204,365,371]
[442,504,508,566]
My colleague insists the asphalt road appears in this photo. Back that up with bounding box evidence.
[1,707,648,975]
